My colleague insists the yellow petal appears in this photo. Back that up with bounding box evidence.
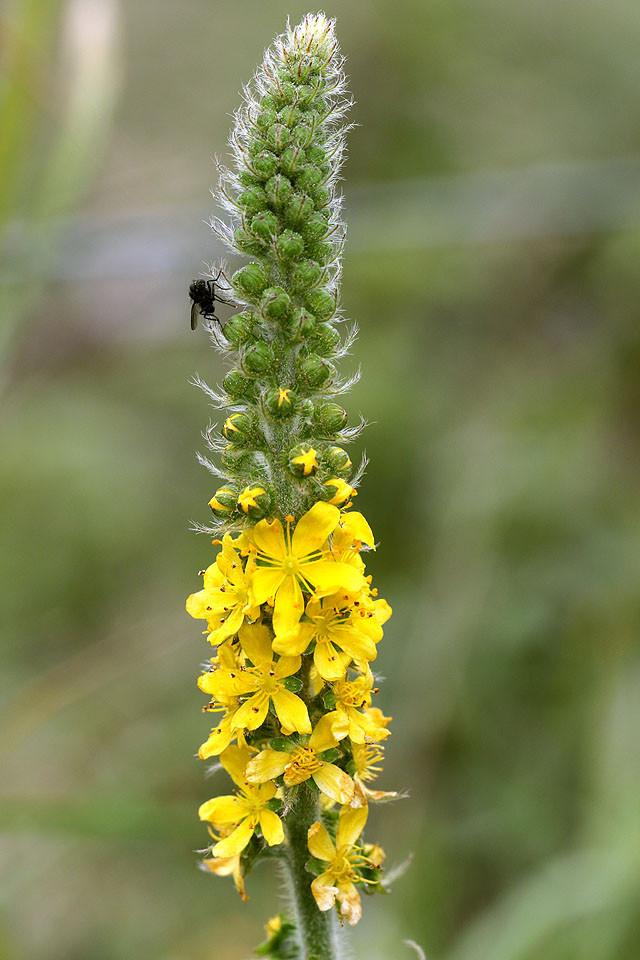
[238,620,273,665]
[207,605,244,645]
[272,622,316,657]
[291,502,340,557]
[231,692,270,731]
[198,717,235,759]
[307,821,336,862]
[186,589,216,621]
[258,808,285,846]
[330,625,377,663]
[219,744,252,787]
[313,763,354,805]
[203,561,226,590]
[341,511,375,549]
[309,711,348,752]
[211,817,255,857]
[251,567,285,606]
[198,794,244,825]
[198,670,257,698]
[272,688,312,735]
[272,574,304,634]
[274,654,302,679]
[252,518,286,560]
[311,873,339,912]
[244,749,290,783]
[314,641,350,681]
[336,881,362,925]
[304,559,365,597]
[336,803,368,848]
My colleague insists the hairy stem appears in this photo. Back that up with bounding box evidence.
[284,785,338,960]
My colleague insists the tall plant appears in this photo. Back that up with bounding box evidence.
[186,15,396,959]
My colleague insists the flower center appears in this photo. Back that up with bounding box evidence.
[333,679,369,708]
[284,746,323,785]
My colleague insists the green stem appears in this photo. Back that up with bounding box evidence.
[284,785,338,960]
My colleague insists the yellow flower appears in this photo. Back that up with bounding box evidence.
[249,502,366,634]
[331,675,390,744]
[291,446,319,476]
[202,851,247,900]
[351,742,398,807]
[198,622,311,734]
[308,803,370,925]
[273,594,377,681]
[198,696,245,759]
[277,387,291,407]
[186,535,259,644]
[199,745,284,857]
[324,478,356,505]
[245,713,354,805]
[338,511,376,550]
[238,486,267,514]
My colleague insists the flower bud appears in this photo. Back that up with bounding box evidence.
[221,449,264,474]
[252,150,278,180]
[295,164,324,191]
[284,192,314,224]
[310,322,340,355]
[237,170,260,188]
[315,402,348,433]
[305,144,328,166]
[323,478,356,505]
[209,485,238,517]
[291,307,316,338]
[305,287,336,321]
[264,386,295,419]
[242,341,273,375]
[237,185,267,216]
[298,354,335,388]
[305,240,334,263]
[232,262,268,299]
[297,84,316,106]
[256,108,278,130]
[233,227,263,256]
[222,412,252,441]
[323,445,352,476]
[302,212,330,242]
[310,185,331,208]
[292,123,313,147]
[280,145,306,176]
[223,312,253,346]
[288,443,319,477]
[275,230,304,262]
[278,104,302,128]
[290,259,323,291]
[223,369,257,402]
[237,485,271,519]
[264,174,293,208]
[250,210,279,242]
[266,123,291,153]
[273,80,296,105]
[261,287,291,320]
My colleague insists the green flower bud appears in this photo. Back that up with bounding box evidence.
[266,123,291,153]
[280,145,306,176]
[223,312,253,346]
[256,108,277,129]
[305,240,334,263]
[302,212,330,242]
[237,185,267,216]
[305,287,336,321]
[305,144,327,166]
[261,286,291,320]
[278,104,302,128]
[297,397,314,419]
[208,485,238,518]
[260,93,277,111]
[274,80,296,105]
[275,230,304,262]
[237,484,271,519]
[264,174,293,208]
[242,341,273,375]
[297,84,316,106]
[250,210,279,242]
[284,192,314,224]
[315,402,348,433]
[233,226,263,256]
[222,412,252,441]
[288,443,319,477]
[252,150,278,180]
[290,259,323,291]
[237,170,260,187]
[298,353,336,388]
[264,386,295,419]
[310,185,331,208]
[310,322,340,355]
[222,369,257,402]
[295,164,325,191]
[232,262,268,299]
[292,123,313,147]
[291,306,316,338]
[323,445,352,476]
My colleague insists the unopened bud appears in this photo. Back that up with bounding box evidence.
[264,386,295,419]
[323,445,352,476]
[310,322,340,355]
[291,307,316,338]
[242,341,272,375]
[302,212,330,242]
[252,150,278,180]
[284,192,314,224]
[305,287,336,321]
[223,369,257,402]
[275,230,304,262]
[280,145,306,176]
[261,287,292,320]
[265,174,293,208]
[288,443,319,477]
[250,210,279,242]
[266,123,291,152]
[237,485,271,519]
[232,262,268,299]
[237,185,267,216]
[222,412,252,441]
[223,312,253,346]
[233,227,263,256]
[315,402,348,433]
[323,478,356,505]
[290,259,323,291]
[209,486,238,517]
[298,354,335,388]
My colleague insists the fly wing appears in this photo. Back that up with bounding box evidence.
[190,301,200,330]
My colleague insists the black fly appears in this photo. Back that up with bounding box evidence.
[189,271,231,330]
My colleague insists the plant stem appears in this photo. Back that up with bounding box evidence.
[284,784,338,960]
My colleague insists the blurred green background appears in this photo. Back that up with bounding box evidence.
[2,1,640,958]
